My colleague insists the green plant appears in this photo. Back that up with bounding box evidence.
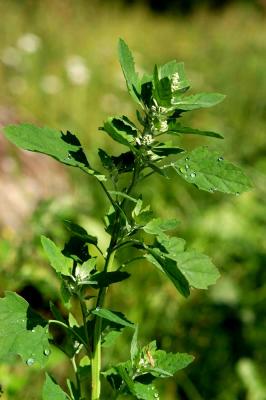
[0,39,252,400]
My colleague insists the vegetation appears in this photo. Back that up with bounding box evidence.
[0,2,265,399]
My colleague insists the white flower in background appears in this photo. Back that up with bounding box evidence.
[1,46,22,67]
[40,75,63,94]
[65,55,91,85]
[17,33,41,53]
[8,76,27,95]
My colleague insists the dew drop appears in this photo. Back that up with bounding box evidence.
[217,156,224,162]
[179,167,186,174]
[185,157,189,161]
[67,153,72,160]
[235,192,240,196]
[74,341,79,349]
[95,306,101,311]
[44,348,50,356]
[190,172,196,178]
[26,358,34,366]
[185,164,189,170]
[31,329,35,333]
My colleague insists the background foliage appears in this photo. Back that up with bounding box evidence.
[0,0,265,399]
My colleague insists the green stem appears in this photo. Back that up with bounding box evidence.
[48,319,91,354]
[91,250,116,400]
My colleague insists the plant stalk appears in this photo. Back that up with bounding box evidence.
[91,250,115,400]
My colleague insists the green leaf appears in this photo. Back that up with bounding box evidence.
[0,292,50,367]
[92,308,134,328]
[42,374,69,400]
[158,61,190,93]
[152,142,184,157]
[41,236,73,276]
[167,121,224,139]
[173,251,220,290]
[157,234,186,256]
[153,65,172,106]
[133,382,159,400]
[98,148,114,172]
[145,250,190,297]
[90,271,130,288]
[172,92,226,110]
[143,218,179,235]
[151,350,194,377]
[3,124,104,180]
[62,236,90,264]
[118,38,140,102]
[101,117,136,148]
[173,146,252,194]
[64,220,98,245]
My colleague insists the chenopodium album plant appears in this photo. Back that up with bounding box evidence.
[0,39,252,400]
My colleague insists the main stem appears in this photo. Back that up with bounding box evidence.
[91,167,139,399]
[91,249,115,400]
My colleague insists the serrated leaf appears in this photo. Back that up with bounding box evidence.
[133,382,159,400]
[167,121,224,139]
[173,147,252,194]
[145,251,190,297]
[157,234,186,256]
[3,124,104,180]
[64,220,98,245]
[143,218,179,235]
[0,292,50,367]
[92,308,134,328]
[118,38,140,103]
[42,374,69,400]
[172,92,226,110]
[101,117,136,148]
[173,251,220,289]
[158,61,190,93]
[41,236,72,276]
[151,350,194,377]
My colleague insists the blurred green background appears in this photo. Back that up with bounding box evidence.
[0,0,265,399]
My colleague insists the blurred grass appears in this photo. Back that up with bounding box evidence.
[0,1,265,399]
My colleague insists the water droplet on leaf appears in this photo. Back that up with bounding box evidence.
[235,192,240,196]
[31,329,35,333]
[44,349,50,356]
[190,172,196,178]
[26,358,34,366]
[95,306,101,311]
[185,164,189,170]
[185,157,189,161]
[217,156,224,161]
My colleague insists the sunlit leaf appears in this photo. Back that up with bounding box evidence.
[173,146,252,194]
[41,236,72,276]
[0,292,50,367]
[42,374,69,400]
